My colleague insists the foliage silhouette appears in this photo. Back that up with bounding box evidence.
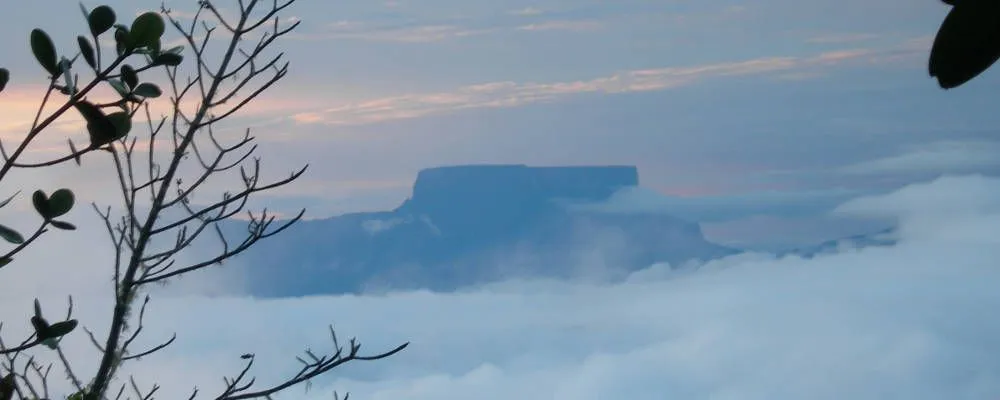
[0,2,406,400]
[929,0,1000,88]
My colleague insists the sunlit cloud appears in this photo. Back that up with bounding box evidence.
[806,33,882,44]
[515,20,604,32]
[291,15,607,43]
[286,43,917,128]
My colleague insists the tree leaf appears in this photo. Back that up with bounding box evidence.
[152,53,183,67]
[87,5,116,36]
[0,258,11,268]
[129,12,165,49]
[34,298,42,319]
[46,319,78,338]
[0,68,8,93]
[120,64,138,89]
[133,82,161,98]
[114,25,129,55]
[107,111,131,138]
[107,78,129,98]
[0,224,24,244]
[149,38,162,55]
[74,100,117,147]
[164,45,184,55]
[32,190,50,219]
[30,29,59,76]
[929,1,1000,89]
[0,373,16,400]
[50,220,77,230]
[78,36,96,69]
[47,188,74,218]
[30,315,50,337]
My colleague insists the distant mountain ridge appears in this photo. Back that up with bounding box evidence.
[228,164,739,297]
[781,227,898,258]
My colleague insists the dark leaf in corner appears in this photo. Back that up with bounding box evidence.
[929,0,1000,88]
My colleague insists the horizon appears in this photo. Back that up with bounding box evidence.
[3,0,999,248]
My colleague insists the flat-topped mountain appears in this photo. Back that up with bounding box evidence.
[230,164,739,296]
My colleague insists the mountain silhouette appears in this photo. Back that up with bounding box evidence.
[226,164,741,296]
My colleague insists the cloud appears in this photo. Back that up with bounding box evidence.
[288,42,916,127]
[515,20,604,32]
[314,23,496,43]
[834,174,1000,228]
[3,175,1000,399]
[294,16,601,44]
[806,33,882,44]
[509,7,544,16]
[840,141,1000,175]
[566,186,863,222]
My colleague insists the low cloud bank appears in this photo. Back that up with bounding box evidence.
[2,175,1000,399]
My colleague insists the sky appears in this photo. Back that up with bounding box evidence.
[0,0,999,249]
[2,2,1000,397]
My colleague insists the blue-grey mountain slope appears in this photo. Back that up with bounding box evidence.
[227,165,739,296]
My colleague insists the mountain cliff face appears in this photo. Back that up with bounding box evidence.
[231,165,737,297]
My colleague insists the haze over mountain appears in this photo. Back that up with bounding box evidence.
[228,164,741,296]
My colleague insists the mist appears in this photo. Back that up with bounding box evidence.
[2,174,1000,399]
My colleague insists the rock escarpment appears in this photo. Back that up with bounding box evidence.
[232,165,737,296]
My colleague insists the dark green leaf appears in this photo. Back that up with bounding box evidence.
[88,5,116,36]
[30,29,59,76]
[129,12,165,49]
[152,53,183,67]
[0,68,8,93]
[78,36,96,69]
[149,38,161,55]
[30,315,50,337]
[164,45,183,55]
[42,337,59,349]
[46,319,78,338]
[0,224,24,244]
[34,298,42,319]
[0,258,11,268]
[47,189,74,218]
[120,64,138,89]
[106,111,131,138]
[74,100,118,147]
[107,78,129,98]
[32,190,50,219]
[0,373,16,400]
[114,25,129,55]
[50,220,77,230]
[74,99,103,121]
[929,1,1000,89]
[133,82,161,98]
